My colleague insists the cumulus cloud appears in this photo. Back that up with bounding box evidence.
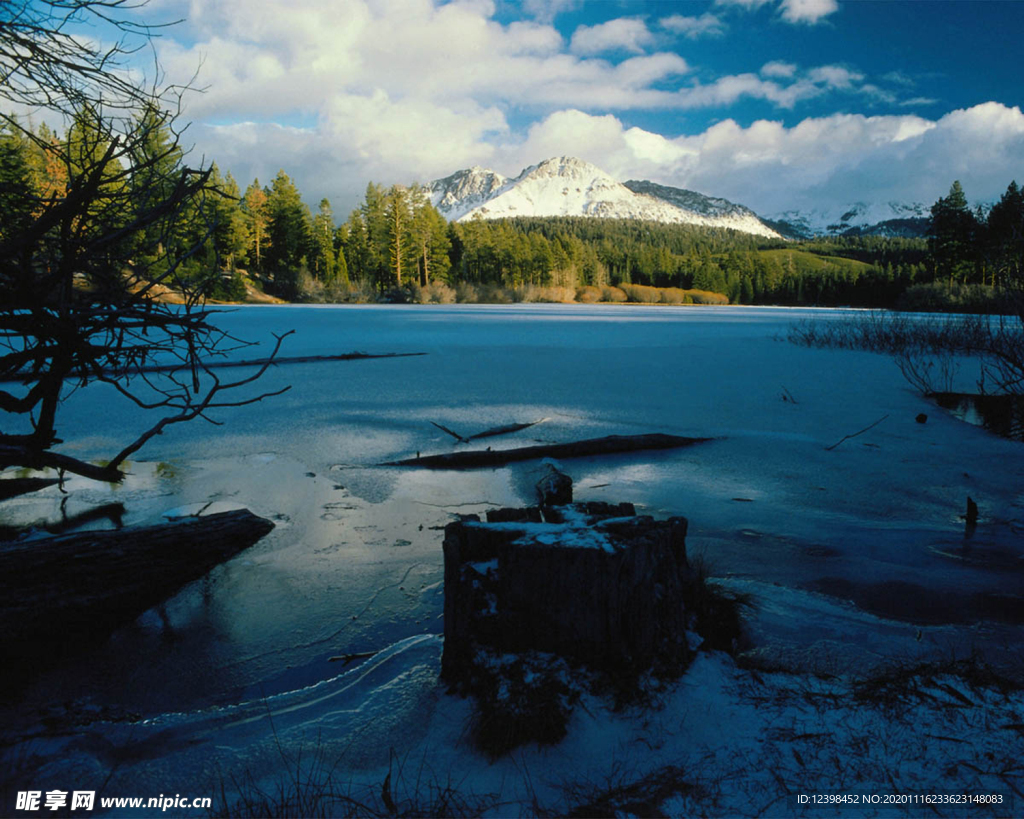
[677,73,821,109]
[716,0,838,24]
[505,103,1024,215]
[149,0,1018,217]
[807,65,863,89]
[779,0,839,24]
[521,0,579,23]
[660,13,725,39]
[715,0,773,9]
[569,18,655,55]
[760,61,797,78]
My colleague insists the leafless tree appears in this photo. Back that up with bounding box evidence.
[0,0,289,483]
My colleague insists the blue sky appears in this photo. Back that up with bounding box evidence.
[142,0,1024,217]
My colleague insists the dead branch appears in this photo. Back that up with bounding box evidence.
[825,414,890,451]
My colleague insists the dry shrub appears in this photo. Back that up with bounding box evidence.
[687,289,729,305]
[477,283,512,303]
[427,282,457,303]
[409,282,456,304]
[576,286,602,303]
[660,288,690,305]
[455,282,478,303]
[541,285,577,303]
[620,283,661,303]
[601,286,627,303]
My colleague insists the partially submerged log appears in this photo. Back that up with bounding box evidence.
[0,509,274,678]
[0,351,427,383]
[385,432,711,469]
[0,477,60,501]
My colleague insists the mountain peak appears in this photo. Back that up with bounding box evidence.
[427,157,782,239]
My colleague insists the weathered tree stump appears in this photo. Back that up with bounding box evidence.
[442,503,692,685]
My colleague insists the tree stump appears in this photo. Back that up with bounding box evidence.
[442,503,693,685]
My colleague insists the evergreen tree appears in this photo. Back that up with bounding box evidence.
[384,184,414,288]
[987,181,1024,285]
[410,191,450,286]
[929,180,979,287]
[242,179,271,272]
[311,198,338,282]
[264,169,312,298]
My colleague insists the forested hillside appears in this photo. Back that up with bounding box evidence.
[2,115,1021,310]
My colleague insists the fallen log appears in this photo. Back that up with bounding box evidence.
[132,350,427,376]
[384,433,712,469]
[0,351,427,383]
[0,477,60,501]
[0,509,274,682]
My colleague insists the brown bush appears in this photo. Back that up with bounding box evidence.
[687,289,729,305]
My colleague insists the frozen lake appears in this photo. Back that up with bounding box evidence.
[4,304,1023,814]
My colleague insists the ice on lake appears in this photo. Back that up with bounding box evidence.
[3,304,1022,815]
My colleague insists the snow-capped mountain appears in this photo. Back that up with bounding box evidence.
[622,180,781,238]
[767,201,931,239]
[427,166,508,222]
[427,157,782,239]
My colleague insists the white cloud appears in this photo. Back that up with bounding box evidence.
[660,13,725,39]
[677,73,822,109]
[807,65,863,89]
[569,18,654,55]
[716,0,838,24]
[521,0,579,23]
[503,103,1024,215]
[149,0,1020,217]
[715,0,773,9]
[779,0,839,24]
[760,61,797,78]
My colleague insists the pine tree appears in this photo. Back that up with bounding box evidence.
[311,198,338,282]
[929,180,979,287]
[410,190,450,286]
[242,180,271,272]
[384,185,414,288]
[264,170,312,298]
[987,181,1024,285]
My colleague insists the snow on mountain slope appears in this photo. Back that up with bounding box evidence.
[624,179,781,239]
[428,157,782,239]
[768,201,930,239]
[427,166,508,222]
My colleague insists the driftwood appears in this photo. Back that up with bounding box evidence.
[385,433,711,468]
[0,351,427,384]
[1,509,274,682]
[0,477,60,501]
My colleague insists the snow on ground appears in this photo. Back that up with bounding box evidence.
[2,304,1022,816]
